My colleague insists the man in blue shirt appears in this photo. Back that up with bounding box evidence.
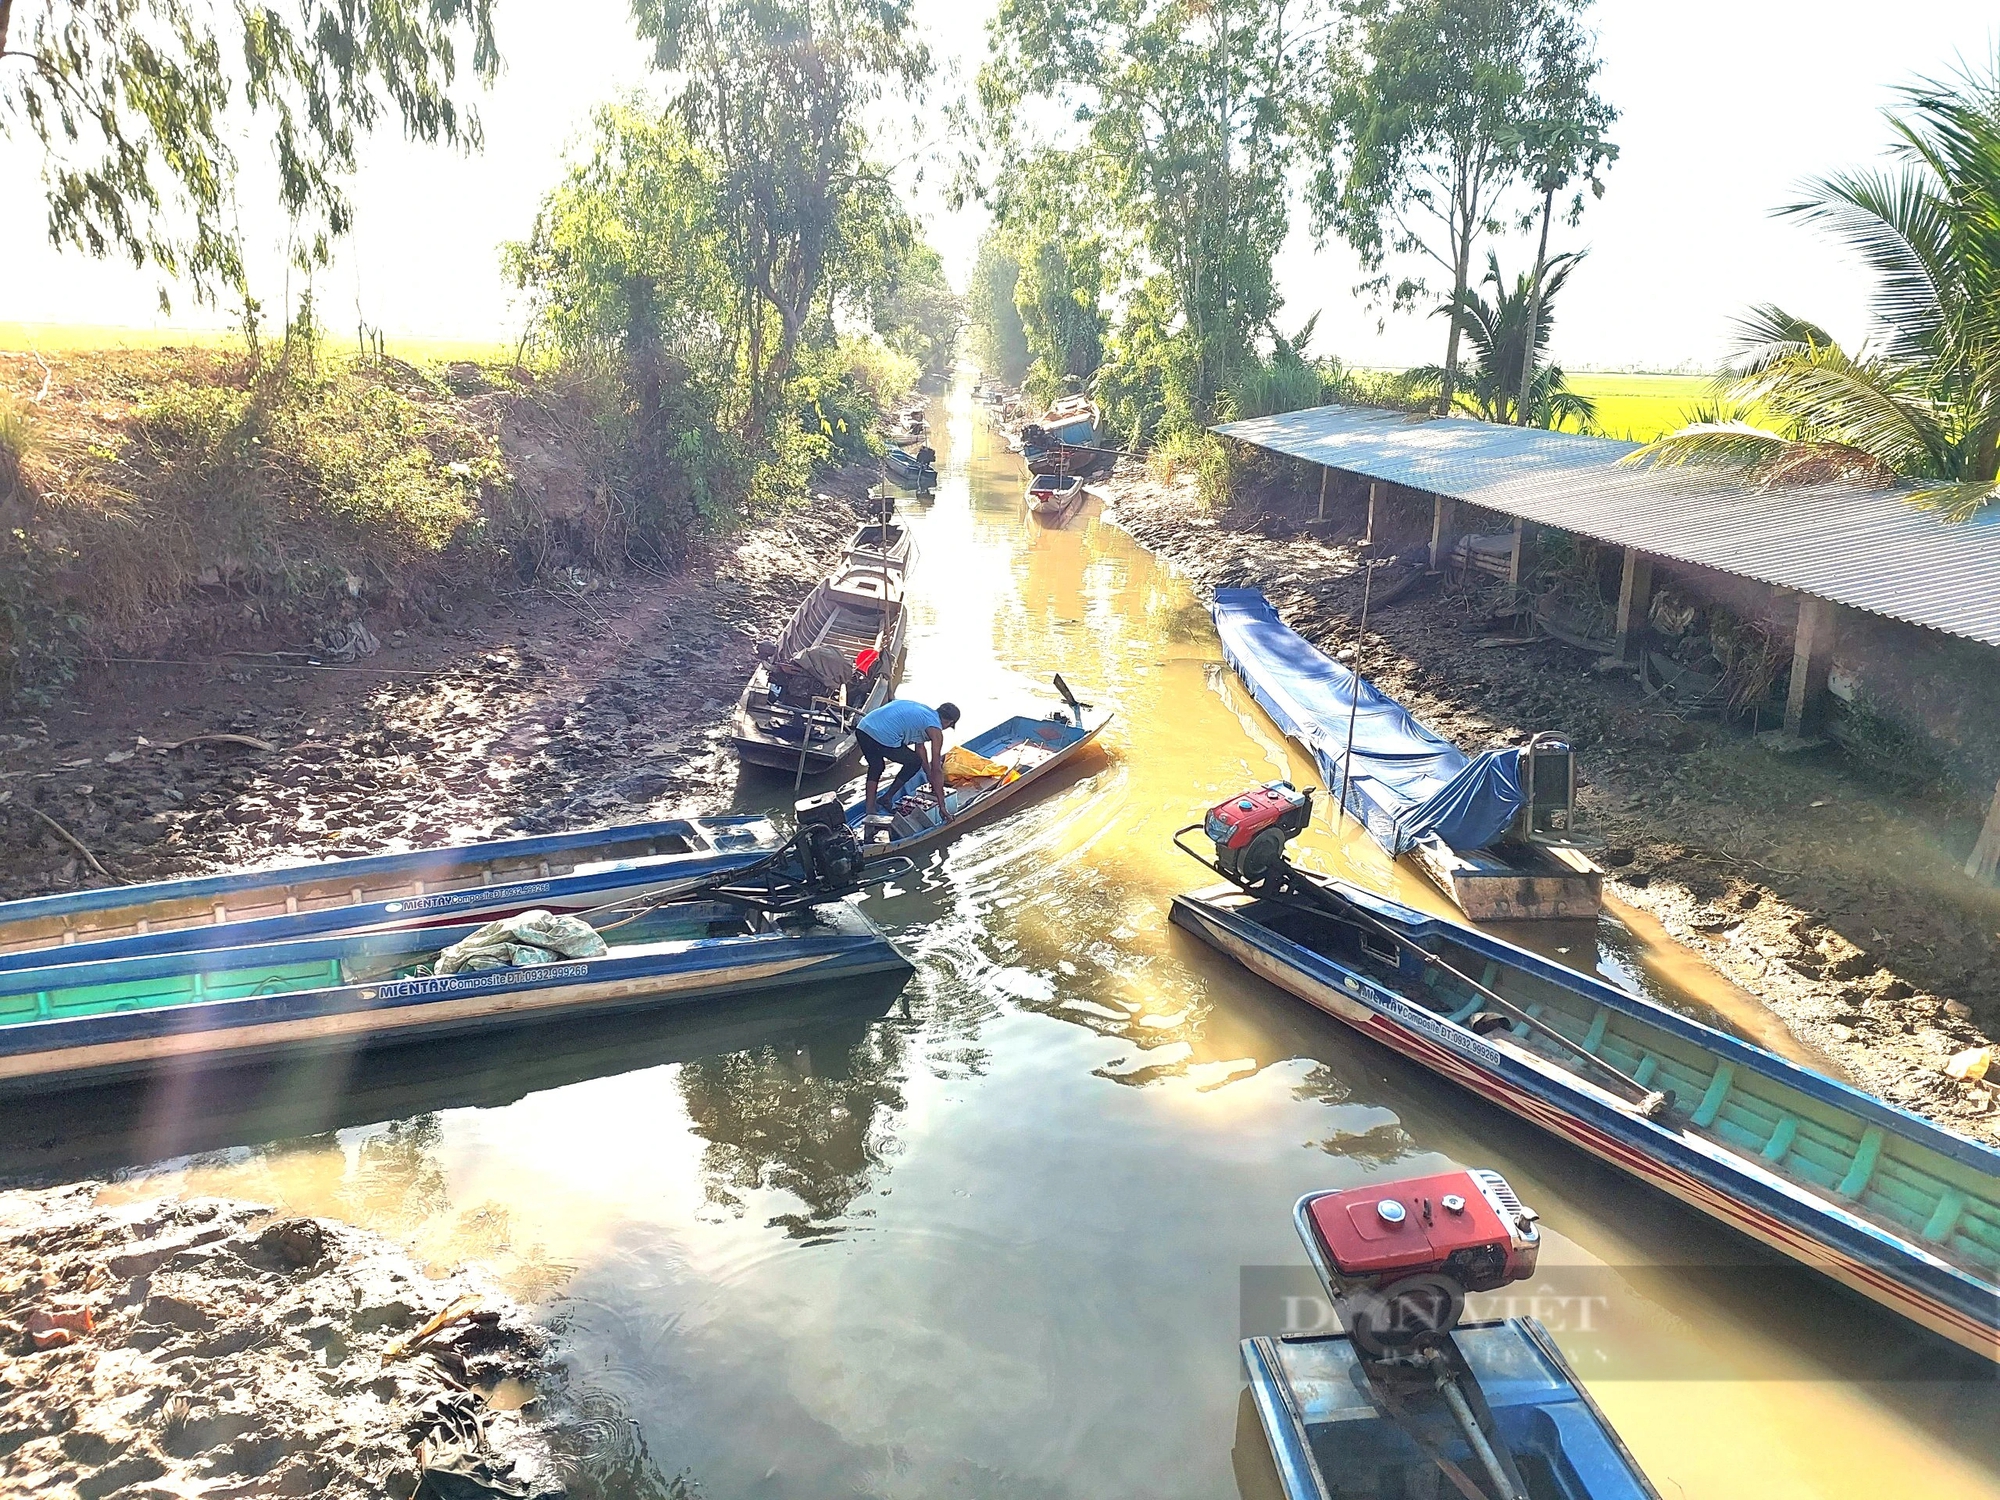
[857,697,961,820]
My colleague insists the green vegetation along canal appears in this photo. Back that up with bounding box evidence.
[82,385,2000,1497]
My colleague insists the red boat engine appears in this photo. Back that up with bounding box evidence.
[1298,1168,1540,1356]
[1205,782,1313,889]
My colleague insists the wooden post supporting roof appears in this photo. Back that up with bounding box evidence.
[1614,548,1654,661]
[1966,782,2000,885]
[1428,494,1456,573]
[1784,595,1837,738]
[1317,466,1330,521]
[1365,482,1380,547]
[1506,517,1529,587]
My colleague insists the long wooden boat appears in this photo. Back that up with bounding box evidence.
[882,444,937,488]
[730,563,908,776]
[1244,1319,1659,1500]
[0,898,909,1092]
[840,678,1110,860]
[1171,875,2000,1359]
[1025,473,1085,524]
[0,815,779,959]
[0,831,789,974]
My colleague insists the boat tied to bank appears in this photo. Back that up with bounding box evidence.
[1243,1167,1660,1500]
[827,675,1109,859]
[1173,785,2000,1361]
[0,815,781,960]
[883,442,937,489]
[1025,473,1085,524]
[0,812,911,1092]
[731,535,910,777]
[1212,587,1601,921]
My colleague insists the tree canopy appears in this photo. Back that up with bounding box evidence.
[1,0,498,305]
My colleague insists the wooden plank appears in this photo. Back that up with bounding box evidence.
[1692,1060,1735,1128]
[1761,1115,1798,1164]
[1581,1009,1608,1055]
[1837,1125,1886,1200]
[1923,1187,1968,1244]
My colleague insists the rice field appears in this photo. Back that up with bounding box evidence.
[0,322,514,366]
[1565,372,1723,442]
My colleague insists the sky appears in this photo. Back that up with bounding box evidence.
[3,1,1996,370]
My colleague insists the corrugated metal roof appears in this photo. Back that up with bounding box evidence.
[1211,406,2000,646]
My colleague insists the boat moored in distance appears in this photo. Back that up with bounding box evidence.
[843,518,915,577]
[0,815,780,959]
[1212,587,1602,921]
[882,443,937,489]
[1025,473,1085,524]
[831,676,1110,860]
[731,560,909,776]
[0,834,911,1092]
[1171,792,2000,1359]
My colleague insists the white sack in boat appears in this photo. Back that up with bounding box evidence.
[435,909,608,975]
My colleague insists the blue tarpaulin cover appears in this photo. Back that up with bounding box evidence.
[1211,588,1525,855]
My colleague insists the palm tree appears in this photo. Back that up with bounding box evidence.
[1412,250,1596,430]
[1634,54,2000,518]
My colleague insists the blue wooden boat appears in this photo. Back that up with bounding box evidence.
[1211,588,1599,921]
[1172,869,2000,1360]
[882,443,937,488]
[0,815,780,960]
[1244,1320,1659,1500]
[0,896,909,1092]
[1025,472,1085,524]
[836,677,1110,859]
[0,831,794,974]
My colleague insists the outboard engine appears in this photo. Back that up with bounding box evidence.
[790,793,867,892]
[1204,782,1313,890]
[1298,1168,1540,1356]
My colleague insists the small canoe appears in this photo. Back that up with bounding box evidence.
[1171,875,2000,1360]
[0,898,909,1092]
[0,815,779,959]
[883,444,937,489]
[841,678,1110,859]
[731,563,908,776]
[1025,473,1085,524]
[1243,1319,1659,1500]
[843,519,915,577]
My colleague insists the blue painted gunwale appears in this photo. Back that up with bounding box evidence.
[838,709,1109,859]
[1242,1320,1660,1500]
[0,904,908,1088]
[0,815,776,933]
[0,840,781,973]
[1172,884,2000,1359]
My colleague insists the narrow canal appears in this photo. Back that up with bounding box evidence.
[86,385,1999,1496]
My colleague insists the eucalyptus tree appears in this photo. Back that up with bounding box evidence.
[1,0,497,307]
[1508,12,1615,421]
[1308,0,1601,417]
[982,0,1312,421]
[1637,54,2000,517]
[992,150,1111,401]
[630,0,929,431]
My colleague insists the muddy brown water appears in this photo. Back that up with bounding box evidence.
[46,386,1999,1496]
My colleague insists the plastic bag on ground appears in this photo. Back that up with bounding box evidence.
[435,910,608,976]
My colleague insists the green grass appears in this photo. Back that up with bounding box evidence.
[1565,372,1723,442]
[0,322,513,366]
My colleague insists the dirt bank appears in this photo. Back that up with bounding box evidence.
[0,1184,570,1499]
[0,473,872,902]
[1101,461,2000,1142]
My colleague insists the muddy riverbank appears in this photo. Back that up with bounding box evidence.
[1099,460,2000,1141]
[0,474,874,904]
[0,1184,572,1499]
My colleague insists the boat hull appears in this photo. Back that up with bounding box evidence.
[0,907,910,1092]
[1171,888,2000,1360]
[1242,1320,1659,1500]
[0,816,779,957]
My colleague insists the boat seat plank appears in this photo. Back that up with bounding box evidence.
[1837,1126,1887,1201]
[1761,1115,1798,1165]
[1580,1009,1608,1055]
[1631,1054,1657,1088]
[1691,1061,1735,1129]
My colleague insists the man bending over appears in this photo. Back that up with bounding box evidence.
[857,697,961,821]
